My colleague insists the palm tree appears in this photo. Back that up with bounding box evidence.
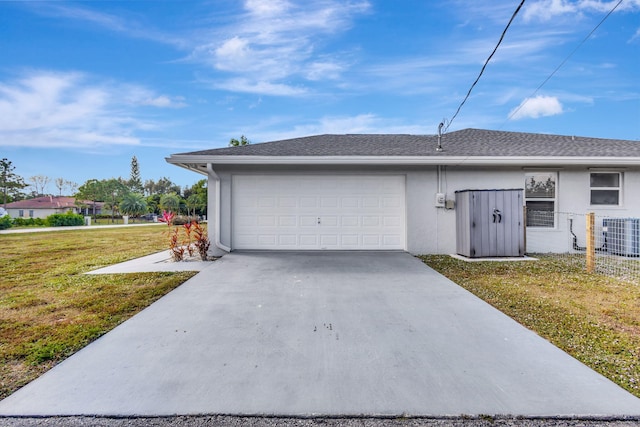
[120,193,147,222]
[185,194,205,217]
[159,193,181,214]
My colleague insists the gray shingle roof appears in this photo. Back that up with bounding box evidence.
[175,129,640,158]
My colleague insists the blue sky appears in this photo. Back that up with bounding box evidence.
[1,0,639,192]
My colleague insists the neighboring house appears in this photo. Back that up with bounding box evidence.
[4,196,103,219]
[166,128,640,256]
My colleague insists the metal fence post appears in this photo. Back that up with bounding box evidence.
[586,212,595,273]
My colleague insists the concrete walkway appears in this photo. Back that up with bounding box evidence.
[86,250,214,273]
[1,252,639,417]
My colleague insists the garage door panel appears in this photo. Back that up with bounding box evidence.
[341,197,359,208]
[341,235,359,246]
[383,216,402,227]
[299,235,318,246]
[362,197,379,208]
[257,216,276,226]
[320,197,338,208]
[232,175,405,250]
[319,216,338,227]
[258,235,277,246]
[362,216,380,227]
[299,216,317,227]
[278,197,297,208]
[258,197,276,208]
[278,235,297,245]
[300,197,318,208]
[279,216,297,227]
[320,235,339,246]
[382,196,403,208]
[362,235,381,246]
[383,235,402,246]
[341,216,359,227]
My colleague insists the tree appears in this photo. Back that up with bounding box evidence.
[29,175,50,197]
[54,178,76,196]
[66,180,78,195]
[183,179,207,217]
[0,158,26,208]
[146,194,161,214]
[159,193,181,213]
[102,178,129,223]
[229,135,250,147]
[54,177,66,196]
[144,177,180,196]
[185,194,205,217]
[128,156,144,194]
[120,193,147,222]
[75,179,103,219]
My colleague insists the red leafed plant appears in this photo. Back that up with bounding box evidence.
[192,221,211,261]
[165,219,211,262]
[168,227,185,261]
[183,221,195,257]
[159,210,175,226]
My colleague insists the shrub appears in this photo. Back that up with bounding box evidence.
[172,215,198,225]
[0,215,12,230]
[47,212,85,227]
[12,217,46,227]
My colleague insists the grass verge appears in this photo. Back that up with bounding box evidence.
[419,255,640,398]
[0,226,198,399]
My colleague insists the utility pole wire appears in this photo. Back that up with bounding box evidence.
[504,0,624,124]
[444,0,526,133]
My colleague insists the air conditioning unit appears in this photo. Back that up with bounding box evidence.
[603,218,640,257]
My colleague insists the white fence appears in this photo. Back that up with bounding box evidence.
[526,210,639,284]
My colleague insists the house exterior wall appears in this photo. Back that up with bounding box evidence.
[5,207,71,219]
[206,164,640,255]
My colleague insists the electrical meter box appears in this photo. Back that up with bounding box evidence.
[455,189,525,258]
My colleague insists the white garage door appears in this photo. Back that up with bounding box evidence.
[232,175,406,250]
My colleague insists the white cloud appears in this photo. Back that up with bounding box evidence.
[244,0,291,17]
[0,71,181,148]
[26,3,187,48]
[212,78,307,97]
[306,61,345,81]
[524,0,640,22]
[252,114,429,141]
[191,0,371,96]
[509,95,564,120]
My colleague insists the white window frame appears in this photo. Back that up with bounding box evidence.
[18,209,24,218]
[525,171,558,229]
[590,171,622,207]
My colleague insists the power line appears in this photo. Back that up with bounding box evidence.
[444,0,526,133]
[503,0,625,124]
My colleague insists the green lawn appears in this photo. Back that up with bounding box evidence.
[0,227,197,399]
[420,255,640,398]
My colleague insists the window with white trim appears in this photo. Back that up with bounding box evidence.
[29,210,34,218]
[18,209,24,217]
[590,172,621,206]
[525,172,557,228]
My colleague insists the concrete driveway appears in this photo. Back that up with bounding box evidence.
[1,251,639,417]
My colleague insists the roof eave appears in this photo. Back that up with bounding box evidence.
[166,155,640,169]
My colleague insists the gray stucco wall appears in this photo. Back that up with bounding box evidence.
[206,164,640,255]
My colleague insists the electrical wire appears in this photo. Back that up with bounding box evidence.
[444,0,526,133]
[503,0,625,124]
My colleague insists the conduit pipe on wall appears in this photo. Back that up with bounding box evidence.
[207,163,231,253]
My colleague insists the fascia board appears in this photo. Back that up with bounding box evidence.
[166,155,640,167]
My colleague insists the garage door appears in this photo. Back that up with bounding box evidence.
[232,175,406,250]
